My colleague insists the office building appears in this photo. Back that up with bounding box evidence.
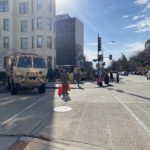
[0,0,56,69]
[56,14,84,66]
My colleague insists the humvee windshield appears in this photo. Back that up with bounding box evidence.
[33,57,46,68]
[17,56,46,68]
[17,56,32,68]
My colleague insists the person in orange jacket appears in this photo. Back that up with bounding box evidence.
[61,70,69,95]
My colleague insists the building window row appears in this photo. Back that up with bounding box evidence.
[37,18,52,30]
[19,0,52,14]
[0,0,52,13]
[0,1,8,12]
[21,18,52,32]
[3,18,52,33]
[20,36,52,50]
[19,2,28,14]
[2,36,53,49]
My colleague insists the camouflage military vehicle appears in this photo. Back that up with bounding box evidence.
[4,52,48,95]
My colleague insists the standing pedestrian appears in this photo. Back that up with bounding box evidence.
[90,73,95,83]
[104,70,109,85]
[110,72,114,82]
[76,71,80,88]
[116,72,119,83]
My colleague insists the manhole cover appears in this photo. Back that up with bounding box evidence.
[54,106,72,112]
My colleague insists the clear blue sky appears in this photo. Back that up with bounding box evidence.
[56,0,150,65]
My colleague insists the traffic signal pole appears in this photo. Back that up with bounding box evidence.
[97,34,103,86]
[93,34,113,86]
[97,34,100,80]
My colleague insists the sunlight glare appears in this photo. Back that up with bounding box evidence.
[56,0,70,10]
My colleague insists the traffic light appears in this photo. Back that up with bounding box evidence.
[98,54,103,61]
[109,54,112,60]
[98,36,101,52]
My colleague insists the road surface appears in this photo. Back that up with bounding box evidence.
[0,75,150,150]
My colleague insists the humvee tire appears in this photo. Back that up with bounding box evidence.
[38,84,45,94]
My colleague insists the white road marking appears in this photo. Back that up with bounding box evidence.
[54,106,72,112]
[0,95,49,128]
[113,95,150,136]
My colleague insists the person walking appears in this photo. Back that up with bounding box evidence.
[61,70,69,95]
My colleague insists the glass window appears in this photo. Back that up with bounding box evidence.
[47,36,52,48]
[33,57,46,68]
[19,3,28,14]
[37,17,43,30]
[0,1,8,12]
[32,37,34,48]
[21,21,27,32]
[3,18,9,31]
[17,56,32,68]
[3,37,9,49]
[37,36,43,48]
[47,19,51,31]
[37,0,42,9]
[47,0,52,11]
[21,38,28,49]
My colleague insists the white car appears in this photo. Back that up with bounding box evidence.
[146,70,150,80]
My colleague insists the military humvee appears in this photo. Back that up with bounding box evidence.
[4,52,48,95]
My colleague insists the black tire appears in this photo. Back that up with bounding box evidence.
[38,84,46,94]
[11,80,18,95]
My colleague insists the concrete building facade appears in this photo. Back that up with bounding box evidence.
[56,14,84,66]
[0,0,56,69]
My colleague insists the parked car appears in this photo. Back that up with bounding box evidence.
[121,71,128,76]
[146,70,150,80]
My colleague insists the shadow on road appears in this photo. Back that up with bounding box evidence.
[0,86,8,94]
[107,87,150,101]
[0,84,56,150]
[62,94,71,102]
[95,84,114,88]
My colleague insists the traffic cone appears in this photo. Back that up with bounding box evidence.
[58,85,63,96]
[67,83,70,91]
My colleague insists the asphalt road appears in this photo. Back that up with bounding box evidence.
[0,75,150,150]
